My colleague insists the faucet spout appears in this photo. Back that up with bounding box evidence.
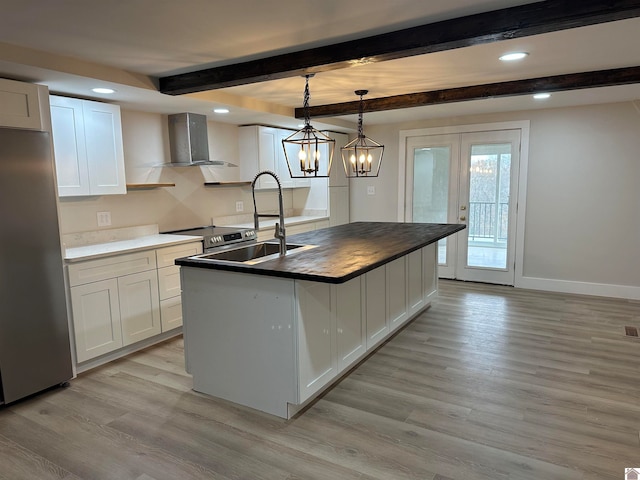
[251,170,286,256]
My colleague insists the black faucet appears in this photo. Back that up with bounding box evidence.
[251,170,286,256]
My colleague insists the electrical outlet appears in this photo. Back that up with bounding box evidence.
[367,186,375,196]
[236,201,244,212]
[97,211,111,227]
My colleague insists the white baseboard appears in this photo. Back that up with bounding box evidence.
[516,276,640,300]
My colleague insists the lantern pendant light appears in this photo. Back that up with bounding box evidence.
[282,74,335,178]
[340,90,384,177]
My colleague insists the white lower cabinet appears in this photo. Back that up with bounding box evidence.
[408,249,427,317]
[336,277,365,371]
[365,243,437,347]
[296,281,336,402]
[387,256,409,332]
[297,276,365,403]
[118,270,161,346]
[423,243,438,301]
[156,242,202,331]
[68,241,202,365]
[70,278,122,363]
[365,265,388,349]
[181,242,439,418]
[298,245,436,403]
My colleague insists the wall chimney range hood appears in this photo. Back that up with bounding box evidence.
[167,112,236,167]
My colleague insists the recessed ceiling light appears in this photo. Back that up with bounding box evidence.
[213,108,229,114]
[91,87,115,94]
[533,93,551,100]
[499,52,529,62]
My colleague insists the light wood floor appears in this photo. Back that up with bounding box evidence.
[2,280,640,480]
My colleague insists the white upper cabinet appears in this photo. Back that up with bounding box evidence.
[0,78,43,130]
[239,125,311,189]
[50,95,126,196]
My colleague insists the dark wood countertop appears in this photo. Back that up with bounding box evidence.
[176,222,465,284]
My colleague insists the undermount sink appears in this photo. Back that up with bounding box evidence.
[192,242,316,265]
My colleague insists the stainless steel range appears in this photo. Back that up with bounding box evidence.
[165,225,257,253]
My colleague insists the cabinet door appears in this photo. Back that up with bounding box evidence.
[257,127,279,188]
[70,279,122,363]
[263,127,296,188]
[336,277,365,372]
[296,280,336,403]
[118,270,161,346]
[50,96,91,196]
[408,248,426,316]
[0,78,42,130]
[365,265,388,349]
[82,100,126,195]
[423,243,438,302]
[387,256,409,332]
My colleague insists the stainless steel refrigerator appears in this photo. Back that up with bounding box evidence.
[0,127,73,405]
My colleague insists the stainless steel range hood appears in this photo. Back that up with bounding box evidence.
[167,112,236,167]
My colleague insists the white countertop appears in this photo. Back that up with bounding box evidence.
[63,217,327,262]
[229,215,328,230]
[64,234,202,262]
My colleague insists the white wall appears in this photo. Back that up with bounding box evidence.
[350,101,640,294]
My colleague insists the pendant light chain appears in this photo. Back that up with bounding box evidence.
[357,91,365,138]
[303,75,311,127]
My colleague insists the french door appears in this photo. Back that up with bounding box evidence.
[405,129,521,285]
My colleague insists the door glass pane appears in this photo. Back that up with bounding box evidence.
[467,143,510,269]
[412,146,449,264]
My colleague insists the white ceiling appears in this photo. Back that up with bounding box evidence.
[1,0,639,130]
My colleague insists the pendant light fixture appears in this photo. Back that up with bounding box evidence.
[340,90,384,177]
[282,74,335,178]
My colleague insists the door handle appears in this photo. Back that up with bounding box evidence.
[460,205,467,211]
[460,216,466,221]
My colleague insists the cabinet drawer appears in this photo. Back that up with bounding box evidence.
[160,296,183,331]
[156,242,202,268]
[158,265,182,300]
[68,250,157,287]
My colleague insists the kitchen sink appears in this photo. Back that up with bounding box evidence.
[191,242,317,264]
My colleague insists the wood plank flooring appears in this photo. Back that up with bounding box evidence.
[2,280,640,479]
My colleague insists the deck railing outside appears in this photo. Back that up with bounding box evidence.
[468,201,508,243]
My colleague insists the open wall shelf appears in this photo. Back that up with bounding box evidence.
[126,183,176,190]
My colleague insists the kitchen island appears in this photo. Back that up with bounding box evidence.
[177,222,464,418]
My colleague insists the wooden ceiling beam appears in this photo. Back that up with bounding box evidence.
[297,66,640,118]
[159,0,640,95]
